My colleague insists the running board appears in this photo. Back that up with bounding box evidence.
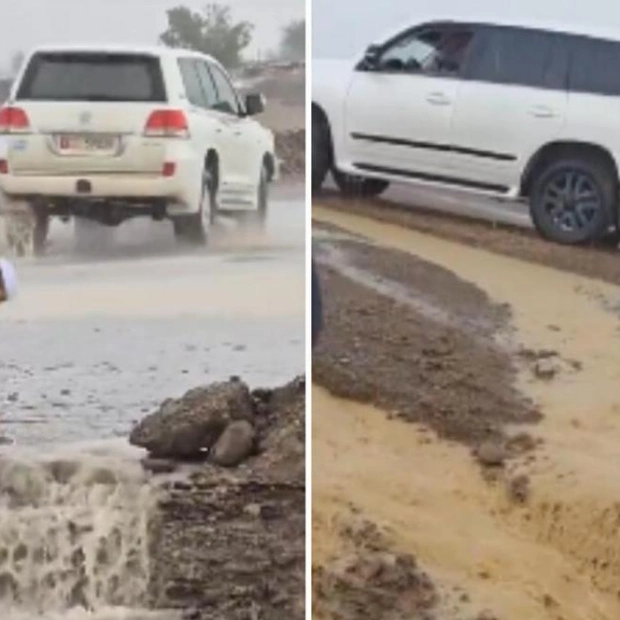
[354,163,510,194]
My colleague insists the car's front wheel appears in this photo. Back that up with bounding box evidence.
[530,156,616,245]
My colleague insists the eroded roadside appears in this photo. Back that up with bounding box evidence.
[316,192,620,286]
[312,207,620,620]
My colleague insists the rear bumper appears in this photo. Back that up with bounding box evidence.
[0,162,202,216]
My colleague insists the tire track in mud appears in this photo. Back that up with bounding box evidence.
[312,205,620,620]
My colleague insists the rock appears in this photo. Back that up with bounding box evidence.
[210,420,256,467]
[130,379,253,459]
[507,474,530,504]
[476,440,507,467]
[533,359,559,380]
[141,458,178,475]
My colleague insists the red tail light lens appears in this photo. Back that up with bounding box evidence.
[0,107,30,134]
[162,162,176,177]
[0,159,8,174]
[144,110,189,138]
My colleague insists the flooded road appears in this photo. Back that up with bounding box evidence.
[0,184,304,619]
[0,184,304,446]
[313,204,620,619]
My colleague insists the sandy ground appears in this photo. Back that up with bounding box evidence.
[0,183,304,447]
[312,203,620,619]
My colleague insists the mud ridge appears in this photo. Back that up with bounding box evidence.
[313,241,540,458]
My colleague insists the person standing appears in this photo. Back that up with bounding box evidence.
[0,259,17,304]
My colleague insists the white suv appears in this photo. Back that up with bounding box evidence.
[0,45,277,253]
[313,19,620,245]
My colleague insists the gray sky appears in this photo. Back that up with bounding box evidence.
[1,0,304,75]
[312,0,620,58]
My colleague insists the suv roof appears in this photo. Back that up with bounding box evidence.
[423,17,620,43]
[372,16,620,47]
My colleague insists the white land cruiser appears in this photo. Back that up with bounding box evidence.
[0,45,277,254]
[313,19,620,245]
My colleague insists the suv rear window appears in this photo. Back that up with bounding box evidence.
[16,52,167,102]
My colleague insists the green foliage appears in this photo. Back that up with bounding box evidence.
[160,3,253,69]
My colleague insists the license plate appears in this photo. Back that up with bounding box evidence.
[56,133,117,154]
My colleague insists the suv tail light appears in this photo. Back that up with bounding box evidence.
[0,106,30,134]
[144,109,189,138]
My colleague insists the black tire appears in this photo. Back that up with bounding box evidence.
[173,162,217,246]
[332,170,390,198]
[33,212,49,256]
[530,157,617,245]
[312,111,331,193]
[238,162,269,230]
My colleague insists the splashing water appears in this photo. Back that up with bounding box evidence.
[0,444,177,619]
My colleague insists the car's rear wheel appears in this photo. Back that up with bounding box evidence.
[332,170,390,198]
[312,111,331,194]
[530,157,616,245]
[173,162,216,246]
[33,211,49,256]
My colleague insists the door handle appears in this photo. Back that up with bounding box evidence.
[426,92,451,106]
[529,105,556,119]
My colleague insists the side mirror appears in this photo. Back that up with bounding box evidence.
[0,258,18,303]
[363,44,381,69]
[245,93,266,116]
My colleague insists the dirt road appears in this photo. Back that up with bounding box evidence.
[313,202,620,619]
[0,184,304,447]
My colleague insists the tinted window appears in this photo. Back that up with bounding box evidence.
[570,37,620,96]
[17,52,166,102]
[378,27,474,76]
[178,58,206,107]
[210,65,240,115]
[470,27,568,89]
[195,62,219,108]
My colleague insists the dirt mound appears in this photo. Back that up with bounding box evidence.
[275,130,305,177]
[145,376,305,619]
[313,238,540,456]
[313,519,438,620]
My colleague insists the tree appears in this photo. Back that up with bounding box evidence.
[279,20,305,62]
[160,4,253,69]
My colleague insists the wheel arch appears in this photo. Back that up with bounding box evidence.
[520,141,619,198]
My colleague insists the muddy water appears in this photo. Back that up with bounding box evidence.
[0,188,304,618]
[313,205,620,619]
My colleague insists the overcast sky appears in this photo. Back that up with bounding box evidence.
[312,0,620,58]
[1,0,304,74]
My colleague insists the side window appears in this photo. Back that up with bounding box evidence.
[570,37,620,96]
[194,61,218,108]
[378,27,474,76]
[178,58,206,107]
[470,27,568,90]
[209,64,241,115]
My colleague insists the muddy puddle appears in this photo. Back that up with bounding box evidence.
[313,205,620,619]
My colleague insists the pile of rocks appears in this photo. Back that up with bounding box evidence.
[130,377,258,470]
[131,376,305,620]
